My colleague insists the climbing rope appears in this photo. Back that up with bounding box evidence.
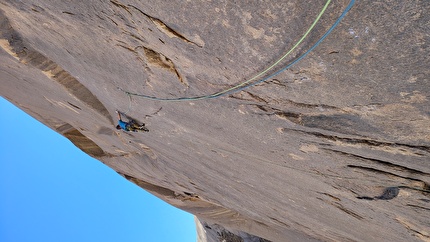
[118,0,355,102]
[122,93,133,115]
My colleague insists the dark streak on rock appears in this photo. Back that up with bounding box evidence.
[105,15,118,26]
[301,114,381,136]
[67,102,81,110]
[289,129,430,153]
[268,216,290,227]
[245,91,269,104]
[116,43,134,52]
[356,196,375,200]
[30,5,44,13]
[333,203,364,220]
[319,192,341,201]
[282,100,339,110]
[406,204,430,211]
[123,30,146,43]
[318,194,363,220]
[275,110,303,124]
[328,149,430,176]
[0,11,113,125]
[110,0,131,15]
[62,11,75,15]
[348,165,423,181]
[127,4,203,47]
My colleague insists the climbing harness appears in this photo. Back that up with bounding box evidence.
[117,0,355,102]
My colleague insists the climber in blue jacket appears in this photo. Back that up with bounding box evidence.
[116,111,148,132]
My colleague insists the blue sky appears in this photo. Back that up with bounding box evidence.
[0,97,196,242]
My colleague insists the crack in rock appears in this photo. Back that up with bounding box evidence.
[328,149,430,176]
[127,4,203,47]
[286,129,430,153]
[115,41,187,87]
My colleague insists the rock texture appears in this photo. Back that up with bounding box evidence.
[1,0,429,241]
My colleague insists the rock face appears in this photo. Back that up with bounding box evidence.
[1,0,429,241]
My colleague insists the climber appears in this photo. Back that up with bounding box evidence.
[116,110,149,132]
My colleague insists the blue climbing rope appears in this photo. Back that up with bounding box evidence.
[118,0,355,102]
[219,0,356,97]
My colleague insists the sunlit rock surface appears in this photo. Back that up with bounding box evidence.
[1,1,429,241]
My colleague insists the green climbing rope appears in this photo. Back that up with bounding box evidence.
[117,0,351,102]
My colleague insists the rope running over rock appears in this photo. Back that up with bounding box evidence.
[118,0,355,102]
